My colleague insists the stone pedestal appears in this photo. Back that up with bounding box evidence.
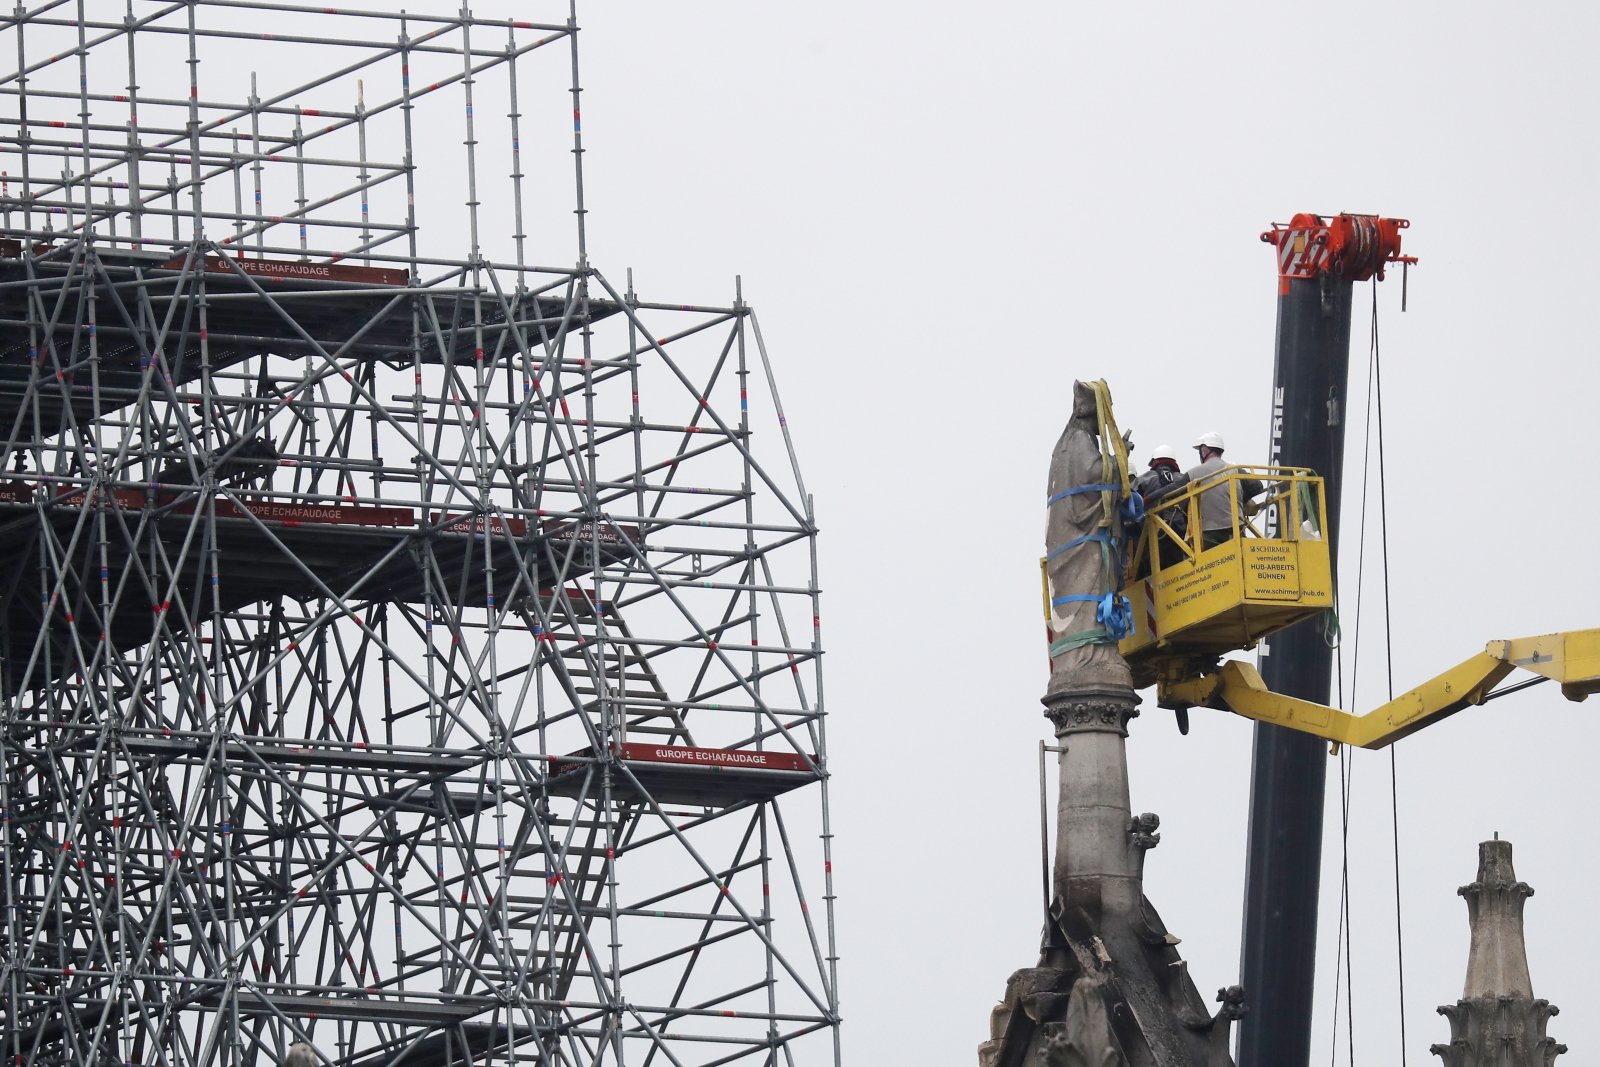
[977,692,1244,1067]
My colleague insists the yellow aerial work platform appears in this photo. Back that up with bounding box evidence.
[1102,463,1599,749]
[1039,381,1597,750]
[1119,466,1331,690]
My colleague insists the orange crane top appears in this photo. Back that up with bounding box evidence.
[1261,212,1415,290]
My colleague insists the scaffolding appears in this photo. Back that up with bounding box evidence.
[0,3,837,1065]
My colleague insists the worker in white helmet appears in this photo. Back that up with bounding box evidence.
[1188,431,1268,548]
[1186,432,1236,548]
[1150,431,1258,551]
[1130,443,1186,573]
[1132,443,1181,501]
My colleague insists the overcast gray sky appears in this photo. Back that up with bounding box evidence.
[559,4,1600,1061]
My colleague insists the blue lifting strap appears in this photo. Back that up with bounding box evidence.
[1046,483,1120,506]
[1121,493,1145,522]
[1048,592,1134,644]
[1046,532,1113,560]
[1097,591,1134,640]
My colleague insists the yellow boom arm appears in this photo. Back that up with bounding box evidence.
[1159,628,1600,749]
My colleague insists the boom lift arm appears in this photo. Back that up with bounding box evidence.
[1158,629,1600,749]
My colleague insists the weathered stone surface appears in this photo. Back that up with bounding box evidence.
[979,382,1242,1067]
[1044,381,1133,702]
[1431,998,1565,1067]
[1035,982,1129,1067]
[1461,838,1534,999]
[980,966,1076,1067]
[1045,692,1144,927]
[1431,840,1565,1066]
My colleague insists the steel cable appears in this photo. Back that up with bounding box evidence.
[1369,278,1410,1066]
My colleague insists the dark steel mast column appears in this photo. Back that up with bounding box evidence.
[1237,214,1412,1067]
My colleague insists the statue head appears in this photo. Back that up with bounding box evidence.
[1071,380,1098,425]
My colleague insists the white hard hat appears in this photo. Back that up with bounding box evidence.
[1193,431,1225,451]
[1150,443,1179,463]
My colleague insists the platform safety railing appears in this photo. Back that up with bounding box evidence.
[1127,465,1326,583]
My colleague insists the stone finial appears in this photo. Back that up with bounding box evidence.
[1432,839,1564,1067]
[1458,838,1534,999]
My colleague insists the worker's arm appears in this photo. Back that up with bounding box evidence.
[1145,473,1190,505]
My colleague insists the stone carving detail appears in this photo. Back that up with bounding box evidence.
[1204,987,1248,1067]
[979,380,1240,1067]
[1213,986,1247,1021]
[1043,697,1139,738]
[1431,839,1565,1067]
[1036,983,1128,1067]
[980,967,1074,1067]
[1129,813,1161,851]
[1431,999,1565,1067]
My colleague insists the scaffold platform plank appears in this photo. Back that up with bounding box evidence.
[106,736,480,778]
[0,491,640,688]
[547,743,820,807]
[0,240,621,437]
[221,991,496,1025]
[375,784,503,816]
[345,1022,507,1067]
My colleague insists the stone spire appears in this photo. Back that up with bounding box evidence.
[979,383,1244,1067]
[1432,839,1565,1067]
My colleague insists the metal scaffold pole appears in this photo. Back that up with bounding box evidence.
[0,4,839,1065]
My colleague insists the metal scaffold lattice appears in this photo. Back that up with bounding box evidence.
[0,3,838,1065]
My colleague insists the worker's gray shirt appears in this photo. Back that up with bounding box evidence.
[1185,455,1234,532]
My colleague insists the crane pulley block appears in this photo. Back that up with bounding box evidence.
[1261,212,1415,284]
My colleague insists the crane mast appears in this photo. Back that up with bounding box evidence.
[1237,214,1411,1066]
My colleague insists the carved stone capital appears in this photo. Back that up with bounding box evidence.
[1042,693,1140,737]
[1433,995,1564,1065]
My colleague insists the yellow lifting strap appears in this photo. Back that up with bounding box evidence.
[1160,628,1600,750]
[1087,379,1131,531]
